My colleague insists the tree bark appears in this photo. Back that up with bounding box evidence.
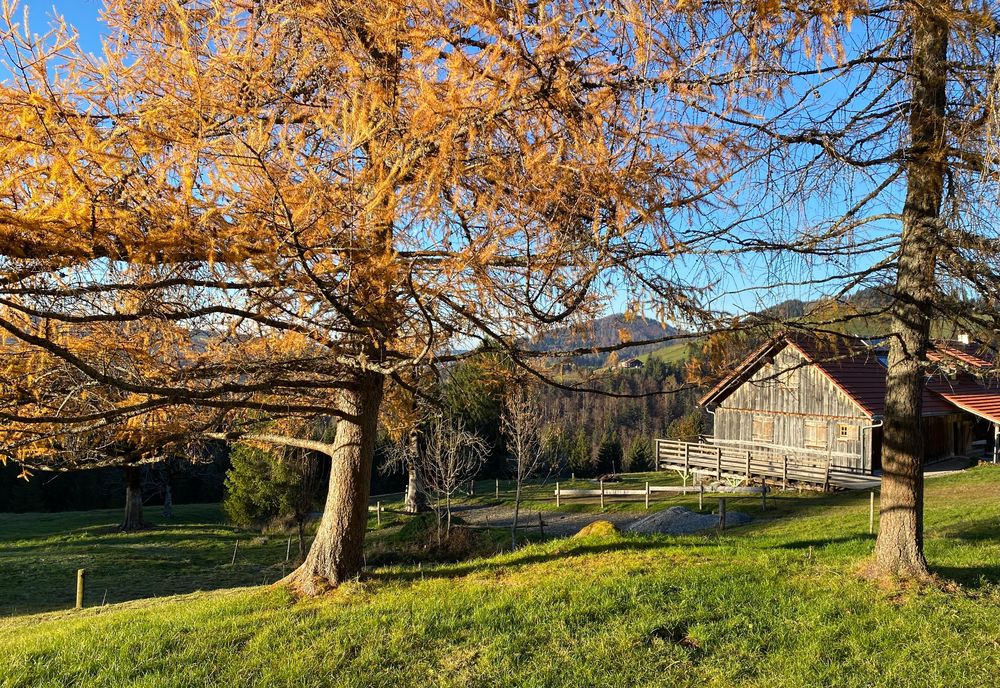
[872,2,948,580]
[162,481,173,519]
[404,460,429,513]
[119,465,148,532]
[283,373,384,594]
[404,467,428,513]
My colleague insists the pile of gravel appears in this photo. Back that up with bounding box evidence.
[625,506,752,535]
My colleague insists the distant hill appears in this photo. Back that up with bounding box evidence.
[529,314,680,367]
[638,286,898,367]
[524,288,898,370]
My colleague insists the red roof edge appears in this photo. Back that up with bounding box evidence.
[698,336,788,408]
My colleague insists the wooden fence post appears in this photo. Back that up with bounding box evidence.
[600,480,605,509]
[823,462,831,493]
[698,484,704,511]
[869,491,875,534]
[684,443,690,477]
[645,482,650,509]
[716,446,723,479]
[718,498,727,531]
[745,450,752,482]
[495,479,499,499]
[469,480,475,496]
[285,537,291,562]
[555,482,560,508]
[761,485,766,511]
[538,512,545,538]
[231,540,239,565]
[376,501,382,526]
[782,455,788,489]
[75,568,85,610]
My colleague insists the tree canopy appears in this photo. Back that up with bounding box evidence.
[4,0,999,584]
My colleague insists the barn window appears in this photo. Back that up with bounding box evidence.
[752,415,775,442]
[804,421,827,449]
[837,424,858,442]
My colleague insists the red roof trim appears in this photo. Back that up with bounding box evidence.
[699,332,969,418]
[697,337,787,407]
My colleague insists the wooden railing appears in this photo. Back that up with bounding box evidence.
[655,438,835,488]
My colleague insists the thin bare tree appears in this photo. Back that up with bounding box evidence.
[416,413,488,541]
[501,384,549,547]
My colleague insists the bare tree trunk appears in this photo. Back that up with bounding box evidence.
[119,465,148,532]
[445,493,452,538]
[404,465,428,513]
[511,481,522,548]
[872,3,947,580]
[283,373,384,594]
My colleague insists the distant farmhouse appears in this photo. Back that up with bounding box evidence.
[657,333,1000,488]
[702,333,1000,472]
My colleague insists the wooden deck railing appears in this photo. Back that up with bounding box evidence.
[655,438,836,488]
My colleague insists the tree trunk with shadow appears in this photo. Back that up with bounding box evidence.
[283,373,384,595]
[872,2,947,580]
[162,482,173,519]
[404,463,429,514]
[119,465,148,532]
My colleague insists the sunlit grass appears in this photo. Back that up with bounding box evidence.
[1,468,998,687]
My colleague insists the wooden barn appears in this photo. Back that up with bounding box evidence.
[657,333,1000,488]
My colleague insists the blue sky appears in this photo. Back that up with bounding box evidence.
[31,2,104,52]
[12,2,901,327]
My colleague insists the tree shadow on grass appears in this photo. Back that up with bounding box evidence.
[2,527,243,553]
[930,564,1000,589]
[930,516,1000,543]
[775,534,875,550]
[366,537,706,584]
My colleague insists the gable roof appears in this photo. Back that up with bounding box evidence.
[699,332,973,418]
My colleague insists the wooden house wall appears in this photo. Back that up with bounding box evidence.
[714,346,873,471]
[924,414,974,460]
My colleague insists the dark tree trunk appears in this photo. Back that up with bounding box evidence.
[284,373,384,595]
[119,465,148,532]
[404,463,429,514]
[162,482,173,519]
[873,3,948,579]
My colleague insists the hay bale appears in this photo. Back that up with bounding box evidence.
[574,520,619,538]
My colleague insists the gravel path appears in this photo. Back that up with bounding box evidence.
[450,504,736,537]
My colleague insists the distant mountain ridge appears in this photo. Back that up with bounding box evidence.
[529,314,680,367]
[527,288,895,369]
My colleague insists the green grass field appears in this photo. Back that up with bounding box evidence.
[1,467,999,687]
[638,340,697,364]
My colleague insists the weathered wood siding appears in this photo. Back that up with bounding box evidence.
[714,346,872,471]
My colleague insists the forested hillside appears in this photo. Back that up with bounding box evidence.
[420,353,703,482]
[528,314,680,367]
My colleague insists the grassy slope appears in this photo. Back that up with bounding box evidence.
[638,340,696,364]
[1,468,999,687]
[0,504,293,616]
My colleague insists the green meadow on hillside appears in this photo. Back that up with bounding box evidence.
[1,468,999,687]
